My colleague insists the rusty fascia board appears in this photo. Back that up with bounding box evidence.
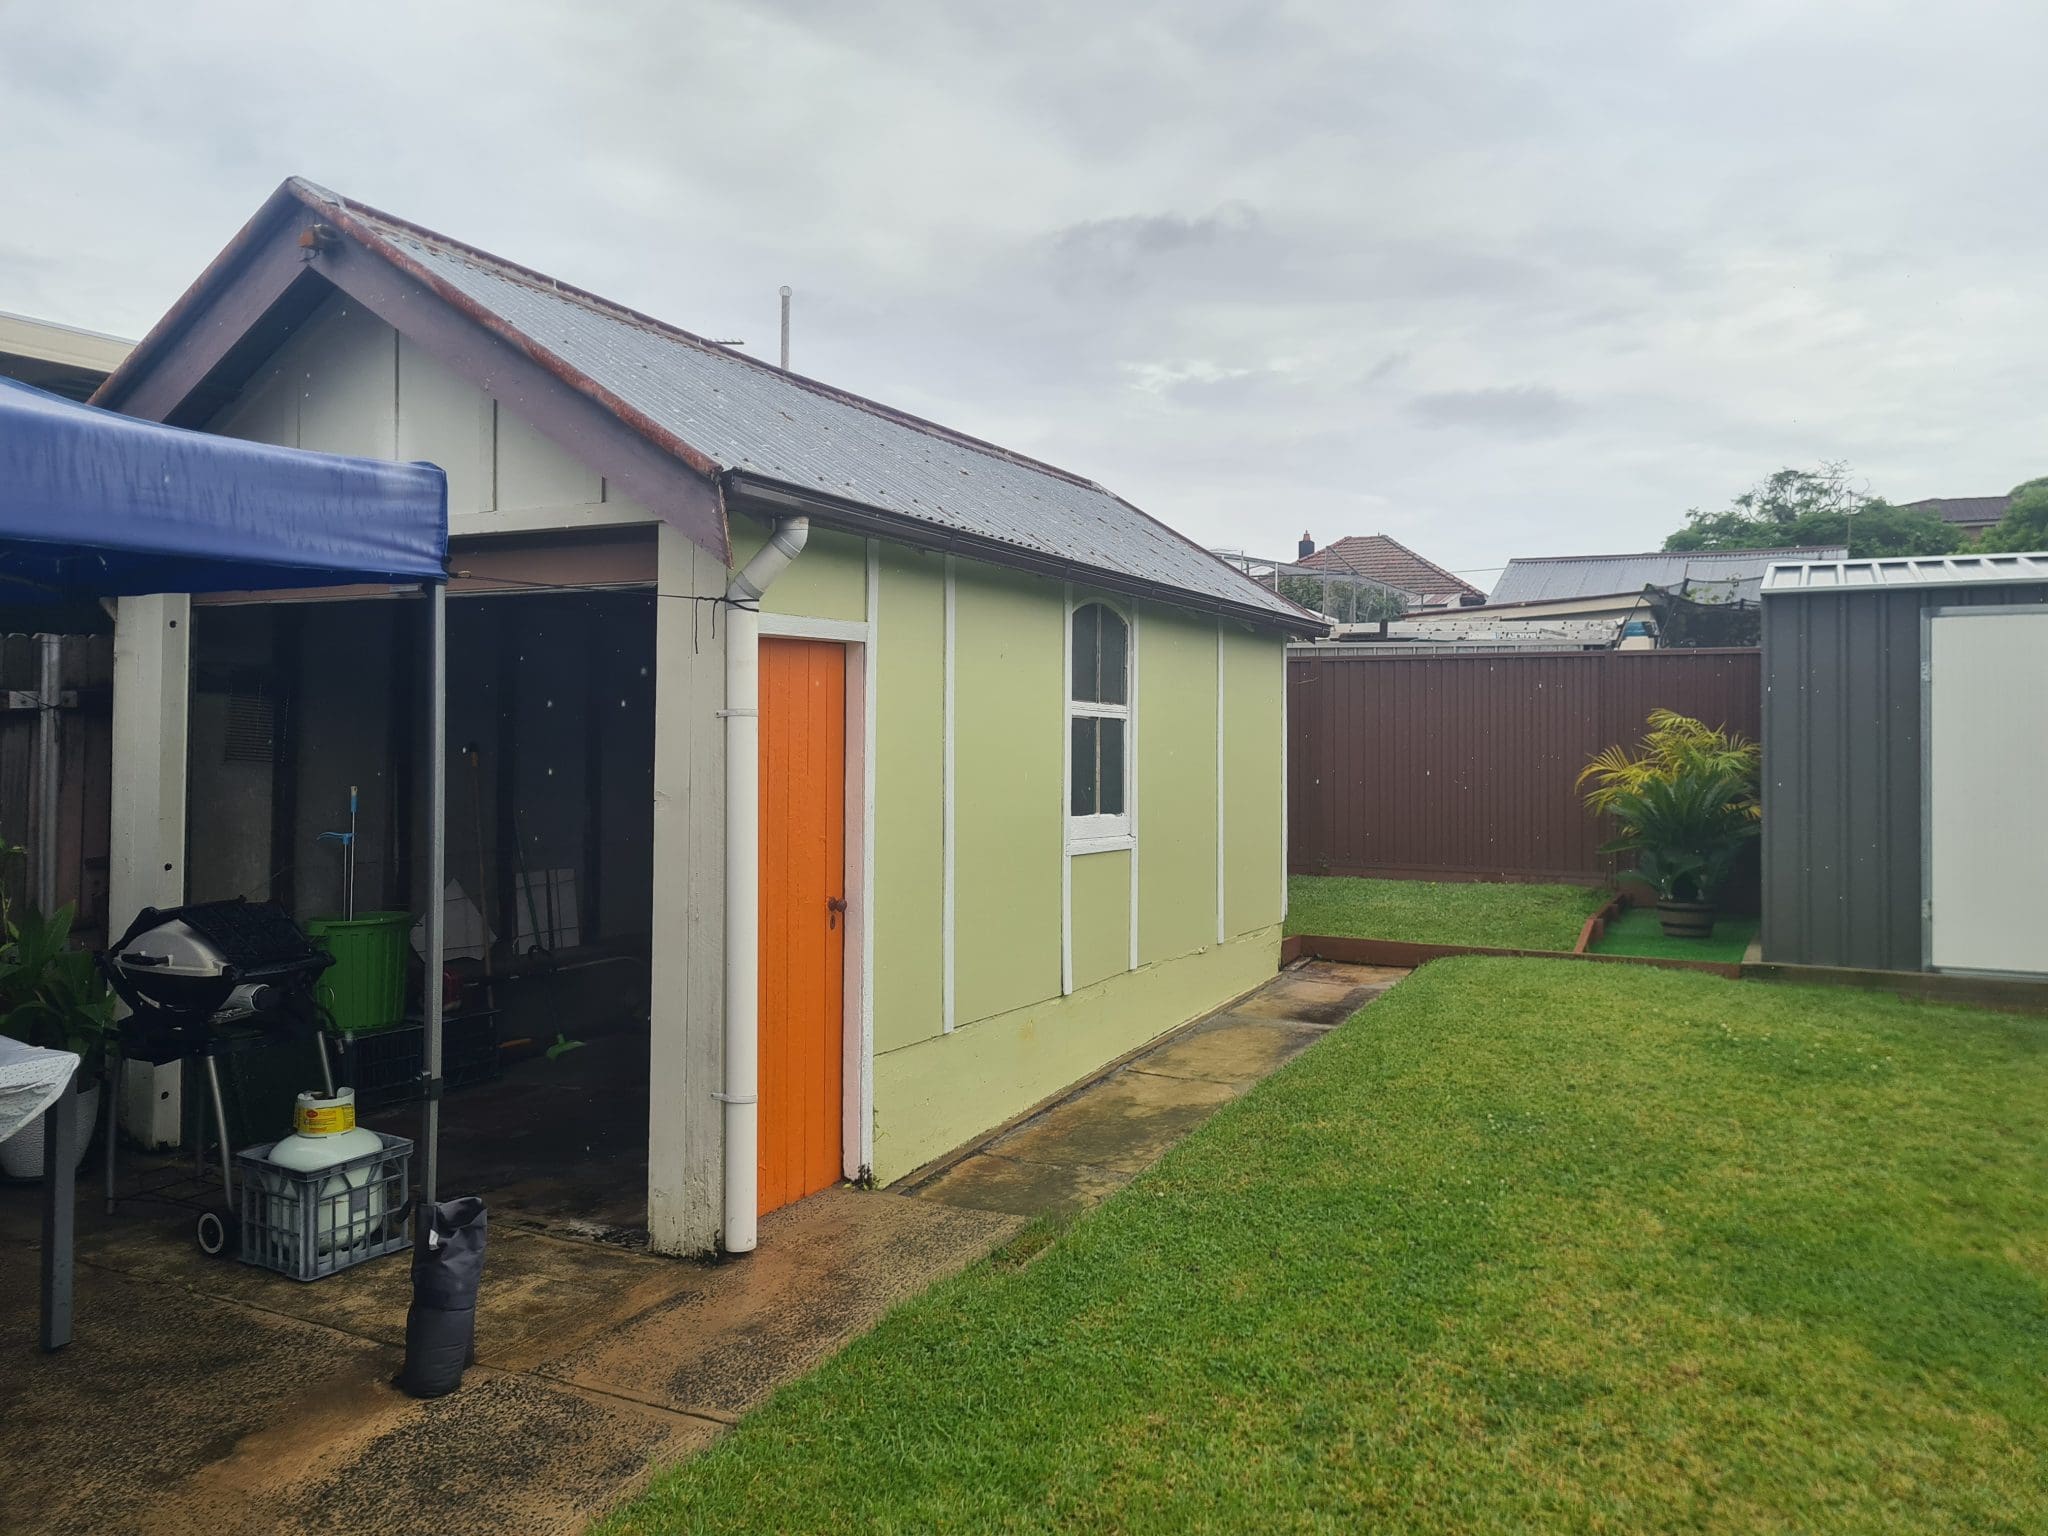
[90,187,314,420]
[724,471,1328,636]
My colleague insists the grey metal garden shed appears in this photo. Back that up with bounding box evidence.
[1758,553,2048,976]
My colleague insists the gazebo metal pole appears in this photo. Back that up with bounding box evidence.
[417,580,447,1251]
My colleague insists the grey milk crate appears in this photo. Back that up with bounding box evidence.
[235,1131,413,1281]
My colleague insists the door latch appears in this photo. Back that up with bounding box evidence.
[827,896,848,930]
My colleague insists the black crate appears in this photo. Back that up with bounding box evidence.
[333,1012,500,1110]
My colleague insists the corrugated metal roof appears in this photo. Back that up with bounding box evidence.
[1761,551,2048,594]
[290,181,1311,630]
[1491,546,1845,603]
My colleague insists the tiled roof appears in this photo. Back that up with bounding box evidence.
[285,180,1314,631]
[1903,495,2010,528]
[1296,535,1484,602]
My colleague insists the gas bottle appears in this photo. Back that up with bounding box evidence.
[260,1089,388,1256]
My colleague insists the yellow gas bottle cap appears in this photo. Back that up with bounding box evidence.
[293,1088,358,1136]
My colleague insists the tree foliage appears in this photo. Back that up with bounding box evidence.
[1978,477,2048,553]
[1663,464,1964,559]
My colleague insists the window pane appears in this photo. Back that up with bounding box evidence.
[1072,604,1100,702]
[1073,602,1129,705]
[1098,609,1127,704]
[1071,717,1098,815]
[1097,718,1125,815]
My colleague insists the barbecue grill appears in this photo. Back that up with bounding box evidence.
[102,898,338,1253]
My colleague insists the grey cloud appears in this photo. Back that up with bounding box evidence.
[1045,204,1260,296]
[1407,386,1578,437]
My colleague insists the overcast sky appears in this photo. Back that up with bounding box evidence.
[5,1,2042,589]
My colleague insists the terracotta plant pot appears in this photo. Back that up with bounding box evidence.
[1655,899,1715,939]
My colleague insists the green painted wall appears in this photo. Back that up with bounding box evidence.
[1136,602,1220,963]
[872,924,1280,1180]
[1223,624,1284,938]
[731,520,869,622]
[952,561,1064,1024]
[872,541,946,1053]
[1069,847,1131,991]
[762,533,1288,1182]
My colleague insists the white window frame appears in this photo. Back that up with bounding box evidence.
[1067,596,1134,852]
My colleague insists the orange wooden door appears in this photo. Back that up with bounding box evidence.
[757,638,846,1216]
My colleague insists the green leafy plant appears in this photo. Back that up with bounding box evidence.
[1579,711,1761,903]
[0,835,117,1074]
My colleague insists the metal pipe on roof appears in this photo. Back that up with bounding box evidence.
[778,286,792,371]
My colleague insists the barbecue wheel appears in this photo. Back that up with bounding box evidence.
[194,1209,238,1258]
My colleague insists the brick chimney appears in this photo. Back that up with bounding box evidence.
[1297,530,1315,560]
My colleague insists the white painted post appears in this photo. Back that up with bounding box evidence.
[108,595,191,1148]
[646,526,727,1256]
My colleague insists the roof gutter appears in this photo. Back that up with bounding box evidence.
[721,471,1327,636]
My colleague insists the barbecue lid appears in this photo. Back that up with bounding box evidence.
[108,898,326,978]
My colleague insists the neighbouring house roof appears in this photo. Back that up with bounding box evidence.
[1296,534,1485,604]
[1761,551,2048,595]
[0,311,132,402]
[1491,546,1846,604]
[93,178,1319,634]
[1904,494,2010,530]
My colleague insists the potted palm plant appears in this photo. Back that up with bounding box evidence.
[0,840,117,1177]
[1579,710,1761,938]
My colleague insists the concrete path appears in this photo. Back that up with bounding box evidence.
[907,960,1403,1219]
[0,1188,1019,1536]
[0,960,1401,1535]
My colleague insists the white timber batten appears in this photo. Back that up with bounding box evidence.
[942,555,958,1031]
[858,541,880,1173]
[109,595,191,1147]
[1215,622,1227,945]
[1128,604,1142,970]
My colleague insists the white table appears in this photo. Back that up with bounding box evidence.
[1,1035,81,1351]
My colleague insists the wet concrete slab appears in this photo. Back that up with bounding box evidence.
[910,961,1407,1225]
[546,1187,1022,1418]
[1,1182,1018,1536]
[912,1151,1134,1220]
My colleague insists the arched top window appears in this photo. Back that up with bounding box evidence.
[1069,601,1131,844]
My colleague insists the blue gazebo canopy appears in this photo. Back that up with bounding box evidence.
[0,376,446,601]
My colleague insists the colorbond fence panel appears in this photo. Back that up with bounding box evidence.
[1287,648,1761,886]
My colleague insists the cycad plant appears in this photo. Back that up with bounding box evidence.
[1579,711,1761,905]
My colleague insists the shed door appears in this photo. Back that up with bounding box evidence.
[1926,608,2048,975]
[758,638,847,1214]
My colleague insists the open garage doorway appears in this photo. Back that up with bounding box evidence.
[182,580,658,1240]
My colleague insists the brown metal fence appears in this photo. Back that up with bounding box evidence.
[0,634,114,945]
[1287,647,1761,887]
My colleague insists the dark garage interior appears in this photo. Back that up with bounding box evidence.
[169,585,659,1237]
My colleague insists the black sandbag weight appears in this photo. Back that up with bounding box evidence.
[397,1195,488,1398]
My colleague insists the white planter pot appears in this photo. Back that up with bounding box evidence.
[0,1082,101,1180]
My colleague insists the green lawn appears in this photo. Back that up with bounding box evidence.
[599,960,2048,1534]
[1286,874,1605,951]
[1589,905,1761,963]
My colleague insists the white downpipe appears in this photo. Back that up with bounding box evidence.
[722,515,810,1253]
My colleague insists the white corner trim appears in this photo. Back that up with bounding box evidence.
[942,554,957,1033]
[1279,641,1289,924]
[860,541,879,1172]
[1216,622,1227,946]
[760,612,870,644]
[1061,582,1074,997]
[1128,603,1142,972]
